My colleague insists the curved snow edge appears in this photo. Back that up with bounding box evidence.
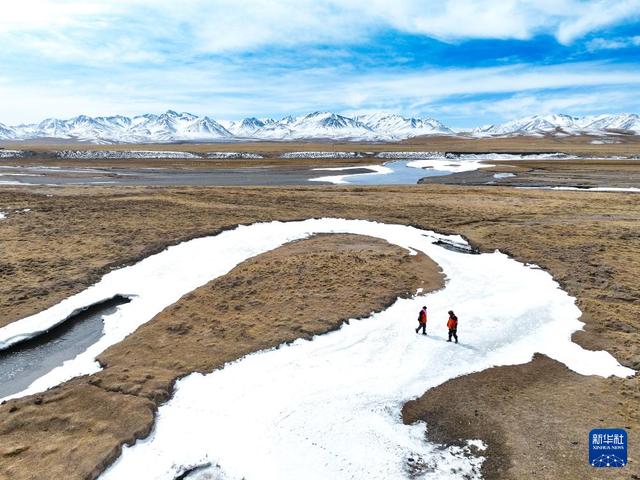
[1,218,634,406]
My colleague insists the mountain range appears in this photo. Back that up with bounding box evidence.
[0,111,638,144]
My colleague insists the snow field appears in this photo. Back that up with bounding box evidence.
[0,150,24,158]
[57,150,201,159]
[0,218,633,479]
[281,151,364,159]
[205,152,263,159]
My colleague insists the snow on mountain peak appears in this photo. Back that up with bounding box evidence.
[0,111,638,143]
[0,122,14,139]
[472,113,640,136]
[356,113,453,137]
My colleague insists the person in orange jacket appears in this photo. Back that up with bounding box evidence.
[447,310,458,343]
[415,306,427,335]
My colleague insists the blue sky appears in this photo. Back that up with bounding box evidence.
[1,0,639,127]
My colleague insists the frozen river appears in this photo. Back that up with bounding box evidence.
[0,218,632,480]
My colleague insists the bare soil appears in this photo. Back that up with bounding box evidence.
[0,173,639,478]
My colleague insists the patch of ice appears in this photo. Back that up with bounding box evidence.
[0,150,24,158]
[466,440,488,452]
[375,152,572,161]
[282,151,364,159]
[205,152,263,159]
[56,150,202,159]
[493,172,516,179]
[376,151,442,160]
[310,165,393,184]
[406,159,494,173]
[0,173,44,177]
[0,212,5,220]
[0,180,26,185]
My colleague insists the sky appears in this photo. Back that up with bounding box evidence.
[1,0,640,127]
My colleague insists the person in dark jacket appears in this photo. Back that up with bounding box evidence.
[415,306,427,335]
[447,310,458,343]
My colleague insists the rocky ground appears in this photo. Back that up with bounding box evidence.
[0,169,638,478]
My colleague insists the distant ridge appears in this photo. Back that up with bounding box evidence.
[0,111,638,144]
[472,113,640,137]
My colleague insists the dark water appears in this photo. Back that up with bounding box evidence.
[0,296,130,398]
[0,165,333,186]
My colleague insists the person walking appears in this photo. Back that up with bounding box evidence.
[447,310,458,343]
[415,306,427,335]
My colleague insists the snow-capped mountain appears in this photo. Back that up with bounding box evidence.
[221,117,292,139]
[287,112,374,139]
[6,111,233,143]
[0,110,446,143]
[472,113,640,136]
[1,111,638,143]
[580,113,640,132]
[0,122,14,139]
[356,113,453,137]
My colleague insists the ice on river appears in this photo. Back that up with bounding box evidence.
[0,219,633,480]
[98,220,631,480]
[310,159,492,184]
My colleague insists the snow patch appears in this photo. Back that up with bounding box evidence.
[0,150,24,158]
[281,151,364,159]
[57,150,202,159]
[205,152,263,159]
[493,173,516,179]
[376,152,572,161]
[466,440,488,452]
[310,165,392,184]
[406,159,493,173]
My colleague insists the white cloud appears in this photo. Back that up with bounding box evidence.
[429,90,640,127]
[556,0,640,44]
[1,59,639,124]
[1,1,639,124]
[586,35,640,51]
[1,0,639,64]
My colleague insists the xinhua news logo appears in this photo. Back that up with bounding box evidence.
[589,428,627,468]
